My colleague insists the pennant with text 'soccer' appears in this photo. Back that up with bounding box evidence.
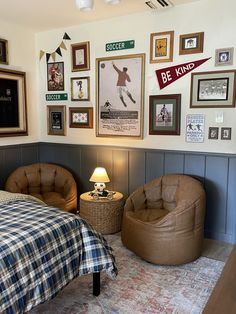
[156,57,211,90]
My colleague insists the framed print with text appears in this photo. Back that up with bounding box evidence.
[0,68,27,137]
[179,32,204,55]
[0,38,8,65]
[71,76,90,101]
[190,70,236,108]
[71,41,90,72]
[149,94,181,135]
[150,31,174,63]
[96,53,145,139]
[47,105,66,136]
[69,107,93,128]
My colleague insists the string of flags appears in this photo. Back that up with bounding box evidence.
[39,32,71,63]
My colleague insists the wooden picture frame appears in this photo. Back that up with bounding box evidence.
[150,31,174,63]
[190,70,236,108]
[0,68,27,137]
[221,127,232,140]
[179,32,204,55]
[71,41,90,72]
[215,47,234,66]
[47,62,64,91]
[149,94,181,135]
[208,127,219,139]
[0,38,8,65]
[96,53,145,139]
[71,76,90,101]
[47,105,66,136]
[69,107,93,128]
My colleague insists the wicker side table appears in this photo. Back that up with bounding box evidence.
[79,192,124,234]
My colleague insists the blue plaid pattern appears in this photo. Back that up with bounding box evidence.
[0,199,117,314]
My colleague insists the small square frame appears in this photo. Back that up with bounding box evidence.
[71,76,90,101]
[208,127,219,139]
[0,38,8,64]
[150,31,174,63]
[149,94,181,135]
[69,107,93,128]
[179,32,204,55]
[190,70,236,108]
[47,62,64,91]
[47,105,66,136]
[215,47,234,66]
[221,127,231,140]
[71,41,90,72]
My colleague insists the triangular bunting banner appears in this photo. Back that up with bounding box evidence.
[155,57,211,90]
[46,53,51,63]
[63,32,71,40]
[51,52,56,62]
[60,41,67,50]
[56,47,62,57]
[39,50,45,61]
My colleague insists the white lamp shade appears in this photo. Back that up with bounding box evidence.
[89,167,110,183]
[76,0,94,11]
[105,0,121,4]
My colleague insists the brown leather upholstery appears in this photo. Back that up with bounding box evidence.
[121,174,206,265]
[5,163,77,213]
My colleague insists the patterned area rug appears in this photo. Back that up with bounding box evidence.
[30,234,224,314]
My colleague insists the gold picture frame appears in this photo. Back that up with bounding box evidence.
[71,41,90,72]
[150,31,174,63]
[69,107,93,128]
[179,32,204,55]
[47,105,66,136]
[0,68,27,137]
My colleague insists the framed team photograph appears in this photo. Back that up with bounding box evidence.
[190,70,236,108]
[179,32,204,55]
[215,47,234,66]
[96,53,145,138]
[71,76,90,101]
[69,107,93,128]
[47,62,64,91]
[149,94,181,135]
[71,41,90,72]
[0,38,8,65]
[150,31,174,63]
[208,127,219,139]
[47,105,66,136]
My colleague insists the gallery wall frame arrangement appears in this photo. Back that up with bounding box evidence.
[190,70,236,108]
[215,47,234,66]
[150,31,174,63]
[179,32,204,55]
[208,127,219,139]
[0,38,8,65]
[149,94,181,135]
[47,105,66,136]
[47,62,64,91]
[96,53,145,139]
[71,41,90,72]
[69,107,93,128]
[221,127,232,140]
[71,76,90,101]
[0,68,27,137]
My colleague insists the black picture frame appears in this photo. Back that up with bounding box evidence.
[0,38,8,65]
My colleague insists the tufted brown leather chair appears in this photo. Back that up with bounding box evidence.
[121,174,206,265]
[5,163,77,213]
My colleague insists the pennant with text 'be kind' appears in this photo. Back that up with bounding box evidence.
[156,57,211,89]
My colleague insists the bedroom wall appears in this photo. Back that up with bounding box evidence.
[0,20,39,145]
[36,0,236,154]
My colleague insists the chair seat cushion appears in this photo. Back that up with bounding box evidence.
[128,208,169,223]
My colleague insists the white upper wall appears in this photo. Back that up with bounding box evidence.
[0,20,39,145]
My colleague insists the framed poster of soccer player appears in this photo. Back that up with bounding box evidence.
[149,94,181,135]
[96,53,145,139]
[150,31,174,63]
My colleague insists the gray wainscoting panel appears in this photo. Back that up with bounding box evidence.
[184,154,206,180]
[129,150,146,194]
[227,158,236,243]
[112,149,129,197]
[164,152,184,174]
[146,152,165,182]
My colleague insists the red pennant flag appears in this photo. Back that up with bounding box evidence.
[156,57,211,89]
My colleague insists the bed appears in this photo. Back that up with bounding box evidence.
[0,191,117,314]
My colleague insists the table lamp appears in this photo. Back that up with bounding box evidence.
[89,167,110,194]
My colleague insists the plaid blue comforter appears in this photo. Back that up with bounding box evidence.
[0,197,117,314]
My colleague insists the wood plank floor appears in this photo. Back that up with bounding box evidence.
[203,243,236,314]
